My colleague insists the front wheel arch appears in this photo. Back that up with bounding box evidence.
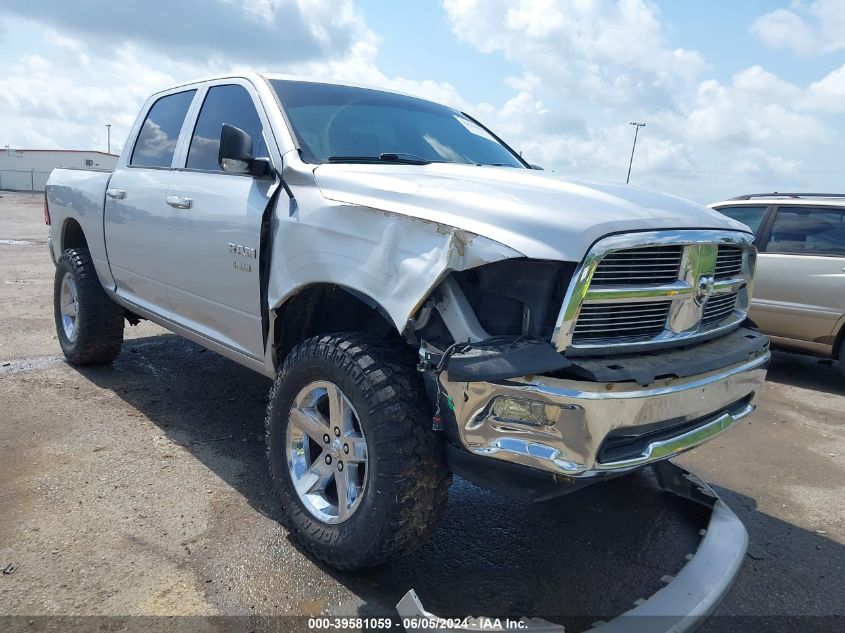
[271,284,399,368]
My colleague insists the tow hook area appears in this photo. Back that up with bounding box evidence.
[397,460,748,633]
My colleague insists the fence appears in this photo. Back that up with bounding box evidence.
[0,169,53,193]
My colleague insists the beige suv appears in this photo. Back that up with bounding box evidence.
[711,193,845,376]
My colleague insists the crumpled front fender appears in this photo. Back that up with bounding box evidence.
[267,157,524,336]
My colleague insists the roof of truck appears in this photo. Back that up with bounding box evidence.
[153,72,426,103]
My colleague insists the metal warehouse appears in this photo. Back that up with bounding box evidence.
[0,148,118,193]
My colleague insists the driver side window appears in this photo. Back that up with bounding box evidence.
[186,84,267,172]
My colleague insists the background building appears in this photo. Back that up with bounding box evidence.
[0,148,118,192]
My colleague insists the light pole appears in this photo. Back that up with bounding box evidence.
[105,124,111,154]
[626,121,645,184]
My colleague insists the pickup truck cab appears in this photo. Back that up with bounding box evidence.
[46,73,769,570]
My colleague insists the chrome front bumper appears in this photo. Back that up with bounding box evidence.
[439,351,769,477]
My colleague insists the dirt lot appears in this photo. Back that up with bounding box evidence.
[1,191,843,631]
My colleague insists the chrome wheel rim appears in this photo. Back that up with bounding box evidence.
[59,272,79,342]
[286,381,368,524]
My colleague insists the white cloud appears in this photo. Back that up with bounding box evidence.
[0,39,184,151]
[520,124,695,179]
[806,62,845,112]
[427,1,843,201]
[0,0,374,151]
[0,0,366,65]
[749,9,819,56]
[1,0,843,205]
[665,67,831,148]
[504,72,543,92]
[733,148,803,176]
[0,1,477,156]
[442,0,708,107]
[750,0,845,56]
[44,27,90,67]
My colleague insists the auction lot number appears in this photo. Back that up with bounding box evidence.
[308,617,528,630]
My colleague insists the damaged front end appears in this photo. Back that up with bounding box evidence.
[416,320,767,501]
[411,233,769,501]
[390,236,752,632]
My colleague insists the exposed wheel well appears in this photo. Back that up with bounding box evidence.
[272,284,399,366]
[62,218,88,252]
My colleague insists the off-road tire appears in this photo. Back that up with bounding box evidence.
[54,248,124,365]
[265,333,451,570]
[839,336,845,380]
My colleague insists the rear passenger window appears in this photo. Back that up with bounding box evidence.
[766,207,845,256]
[713,205,767,233]
[131,90,196,168]
[186,84,267,172]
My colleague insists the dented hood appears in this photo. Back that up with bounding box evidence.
[314,163,750,261]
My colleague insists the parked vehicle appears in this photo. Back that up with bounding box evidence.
[711,193,845,376]
[45,74,769,571]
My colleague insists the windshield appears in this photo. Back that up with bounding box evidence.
[269,79,526,168]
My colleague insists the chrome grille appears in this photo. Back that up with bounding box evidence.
[590,245,683,285]
[553,231,754,353]
[702,291,738,326]
[573,300,671,342]
[715,245,743,279]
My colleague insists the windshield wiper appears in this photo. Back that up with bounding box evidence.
[327,152,431,165]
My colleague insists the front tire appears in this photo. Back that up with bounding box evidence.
[53,248,124,365]
[265,334,450,570]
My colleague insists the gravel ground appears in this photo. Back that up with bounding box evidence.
[0,191,842,632]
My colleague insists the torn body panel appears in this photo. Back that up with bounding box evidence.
[397,461,749,633]
[263,152,523,371]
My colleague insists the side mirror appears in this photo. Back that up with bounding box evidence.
[530,164,544,170]
[218,123,273,178]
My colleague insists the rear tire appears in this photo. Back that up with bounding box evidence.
[53,248,124,365]
[265,333,450,570]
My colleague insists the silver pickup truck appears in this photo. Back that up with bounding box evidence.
[46,73,769,571]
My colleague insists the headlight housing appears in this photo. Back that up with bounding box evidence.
[450,258,576,340]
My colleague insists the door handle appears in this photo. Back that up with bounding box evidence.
[166,195,192,209]
[106,188,126,199]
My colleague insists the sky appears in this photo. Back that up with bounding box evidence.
[1,0,843,203]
